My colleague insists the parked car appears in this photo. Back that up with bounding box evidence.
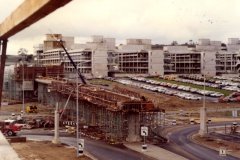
[0,120,22,136]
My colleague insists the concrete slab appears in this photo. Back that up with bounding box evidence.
[124,143,188,160]
[0,132,21,160]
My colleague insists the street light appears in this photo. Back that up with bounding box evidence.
[18,48,27,115]
[76,64,80,157]
[76,61,88,157]
[22,60,24,115]
[199,52,207,136]
[199,53,214,136]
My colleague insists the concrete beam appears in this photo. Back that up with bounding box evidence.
[0,0,72,39]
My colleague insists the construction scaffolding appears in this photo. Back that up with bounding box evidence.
[39,77,164,143]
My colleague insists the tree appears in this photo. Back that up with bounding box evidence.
[18,48,28,56]
[18,48,28,62]
[171,41,178,46]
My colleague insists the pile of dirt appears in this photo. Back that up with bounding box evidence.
[11,140,92,160]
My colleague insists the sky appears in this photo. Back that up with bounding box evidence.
[1,0,240,54]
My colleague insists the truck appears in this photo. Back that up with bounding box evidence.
[0,120,22,136]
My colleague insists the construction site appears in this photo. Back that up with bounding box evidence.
[3,60,166,144]
[1,1,240,160]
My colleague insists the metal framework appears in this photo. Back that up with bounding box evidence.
[42,77,163,143]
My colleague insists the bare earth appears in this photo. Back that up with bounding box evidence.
[192,134,240,158]
[90,80,240,111]
[11,141,92,160]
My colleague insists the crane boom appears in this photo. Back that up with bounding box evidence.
[58,40,87,84]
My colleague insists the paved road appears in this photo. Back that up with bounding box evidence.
[23,134,155,160]
[161,123,240,160]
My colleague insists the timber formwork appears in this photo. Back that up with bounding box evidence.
[43,77,163,143]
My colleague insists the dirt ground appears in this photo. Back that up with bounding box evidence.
[1,102,54,115]
[90,79,240,111]
[193,134,240,158]
[11,140,92,160]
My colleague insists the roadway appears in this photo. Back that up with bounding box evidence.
[20,133,155,160]
[161,123,240,160]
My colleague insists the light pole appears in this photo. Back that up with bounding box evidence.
[199,52,210,136]
[18,48,27,115]
[76,64,79,157]
[199,53,215,136]
[76,61,87,157]
[22,60,24,114]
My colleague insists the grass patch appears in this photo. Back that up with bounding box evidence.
[89,79,112,85]
[149,78,232,96]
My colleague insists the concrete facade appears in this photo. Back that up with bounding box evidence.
[36,36,240,78]
[201,52,216,76]
[149,50,164,76]
[163,46,202,75]
[38,35,112,78]
[215,51,238,75]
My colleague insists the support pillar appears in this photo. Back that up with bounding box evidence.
[0,39,7,109]
[52,102,60,144]
[126,113,141,142]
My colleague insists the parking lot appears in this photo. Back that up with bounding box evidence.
[115,77,221,102]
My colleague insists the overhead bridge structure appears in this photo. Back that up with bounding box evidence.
[36,77,165,143]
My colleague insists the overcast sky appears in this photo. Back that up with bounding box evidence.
[1,0,240,54]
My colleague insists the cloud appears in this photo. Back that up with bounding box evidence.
[2,0,240,54]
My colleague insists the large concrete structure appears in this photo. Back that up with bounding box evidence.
[163,46,202,75]
[215,51,238,75]
[37,36,164,78]
[38,35,112,78]
[236,53,240,76]
[36,77,165,143]
[108,38,163,77]
[37,36,240,78]
[163,39,239,77]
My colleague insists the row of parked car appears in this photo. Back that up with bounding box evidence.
[130,77,224,97]
[116,79,202,101]
[179,75,240,92]
[219,92,240,102]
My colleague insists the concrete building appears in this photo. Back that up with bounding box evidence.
[149,49,164,76]
[163,46,202,75]
[36,35,240,78]
[43,34,74,51]
[38,35,113,78]
[236,52,240,76]
[109,39,163,77]
[34,44,44,65]
[196,39,222,51]
[196,38,239,76]
[227,38,240,52]
[215,51,238,75]
[118,39,152,51]
[112,50,150,77]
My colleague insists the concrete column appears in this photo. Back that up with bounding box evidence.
[52,102,60,144]
[199,107,207,136]
[0,39,7,109]
[126,113,141,142]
